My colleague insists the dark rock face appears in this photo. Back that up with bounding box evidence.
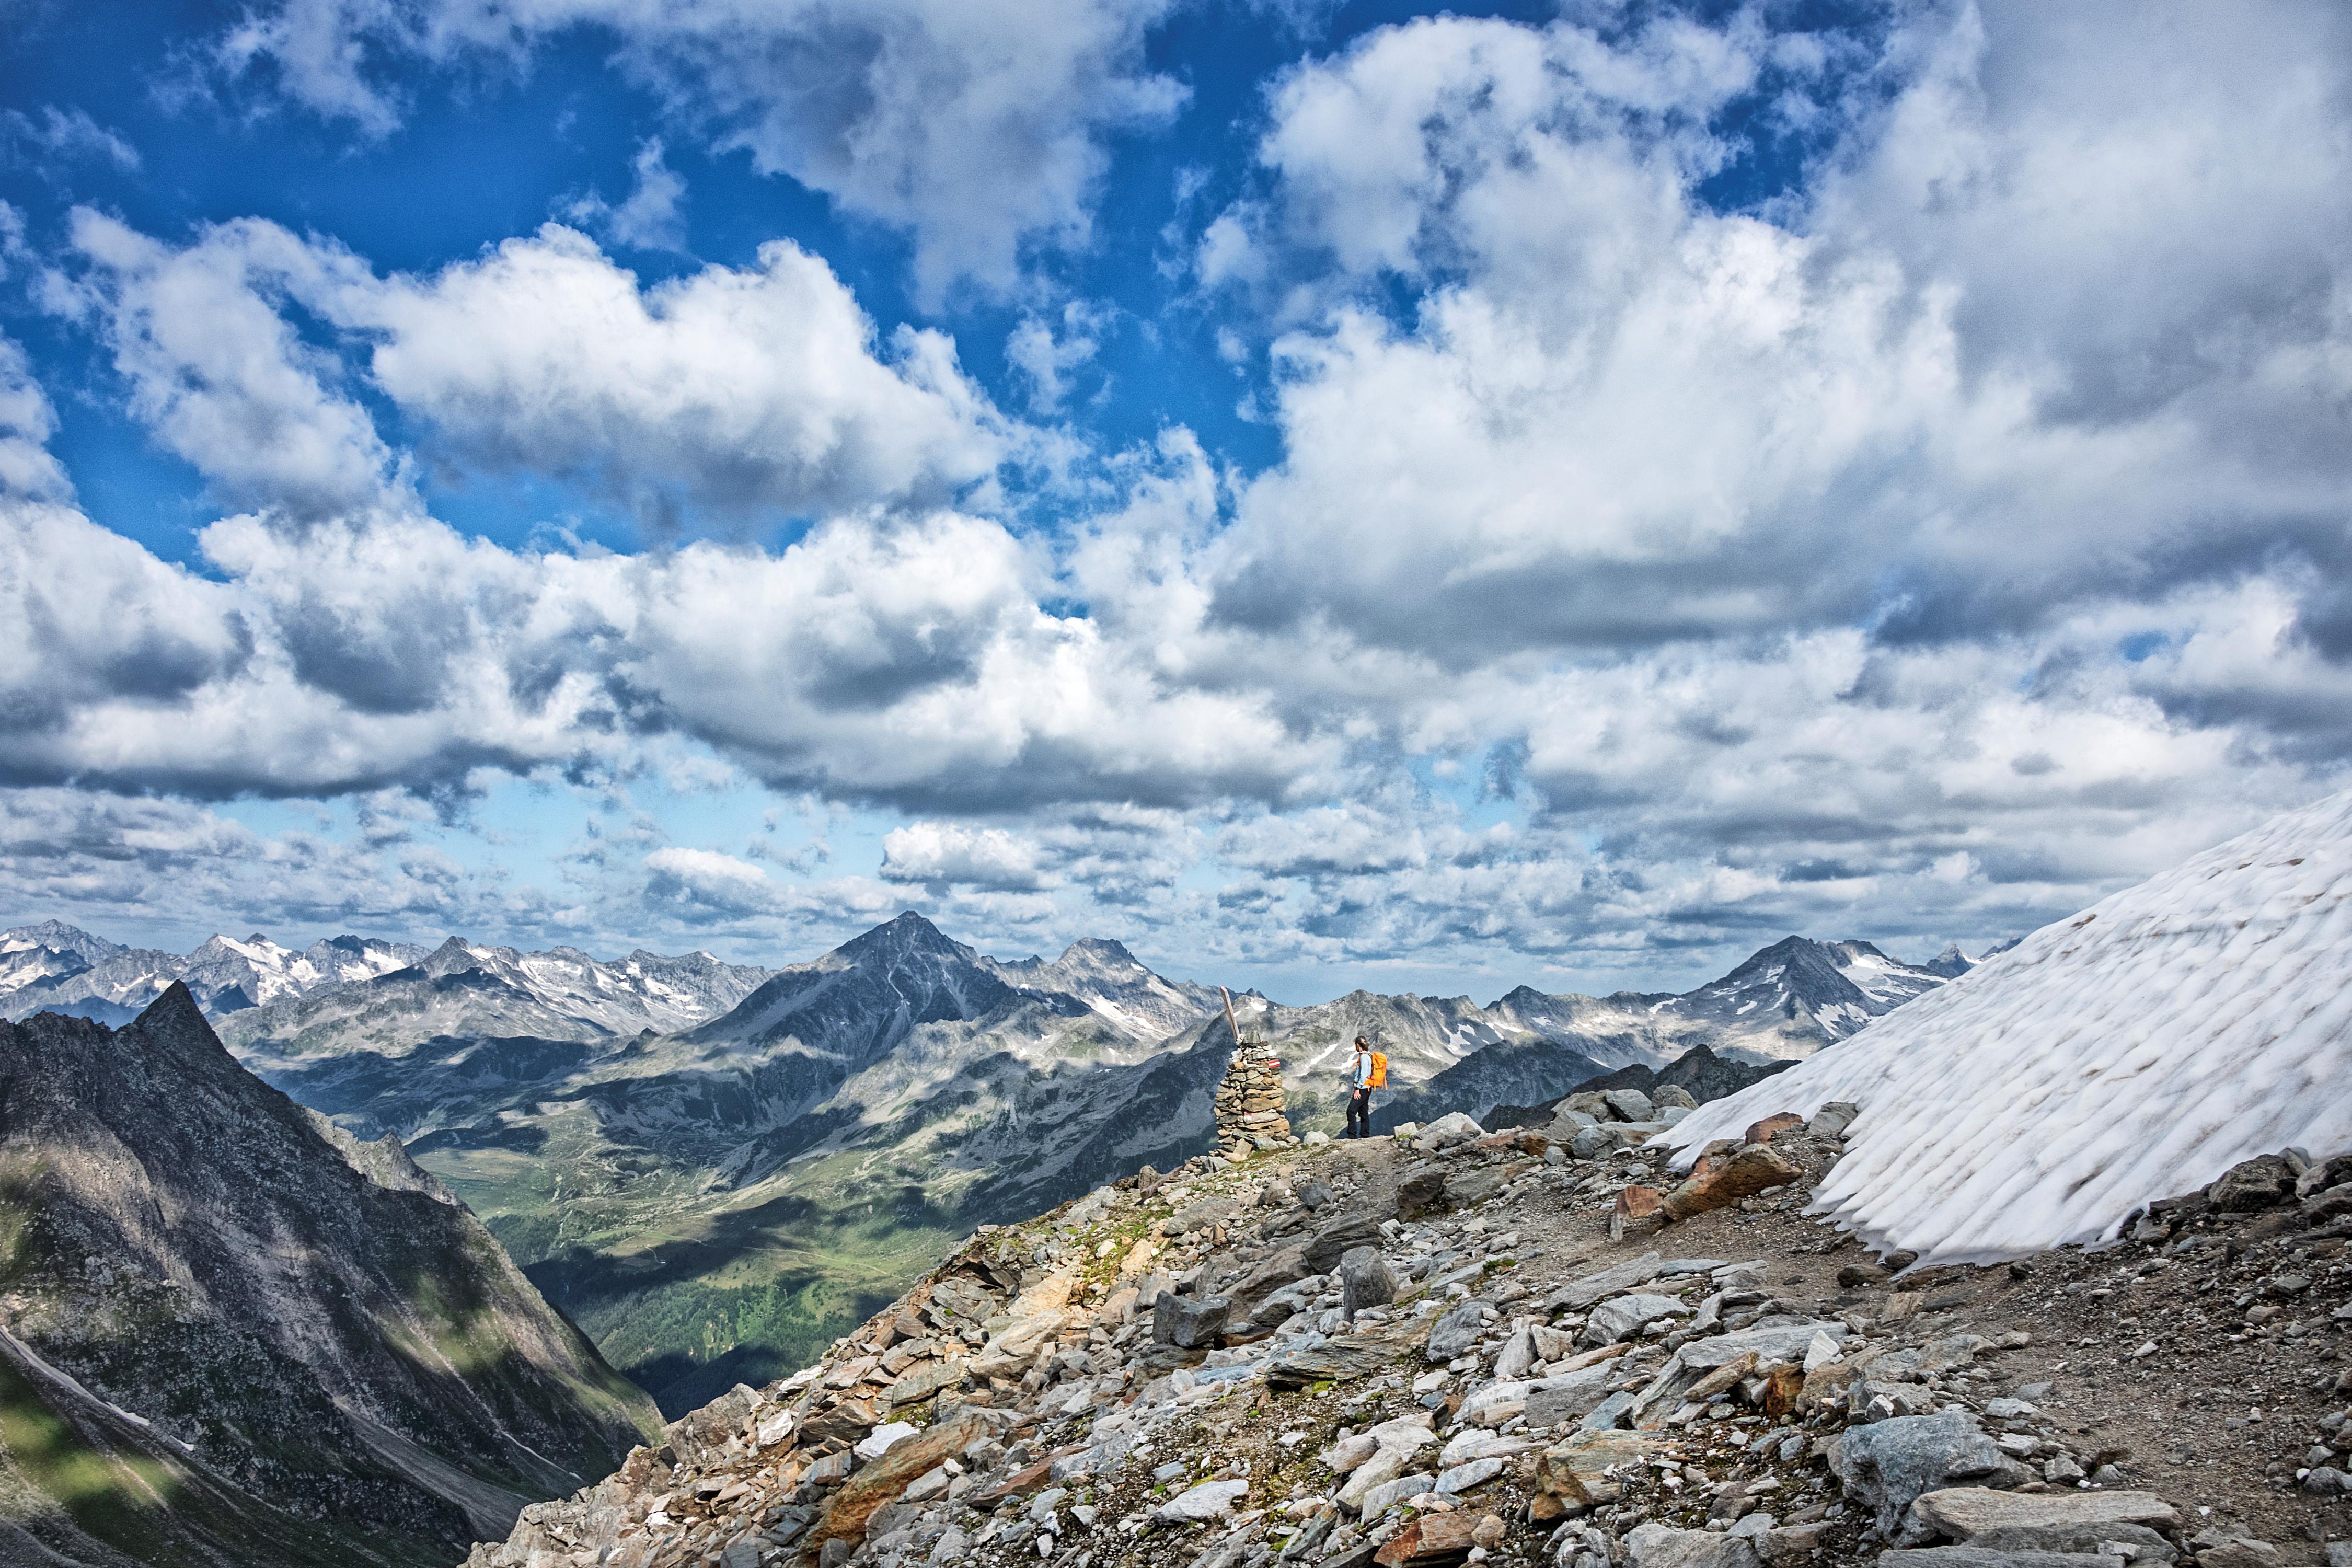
[0,987,660,1567]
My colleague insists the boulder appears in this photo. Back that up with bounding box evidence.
[2208,1154,2297,1211]
[1425,1301,1491,1363]
[1520,1363,1627,1428]
[1445,1168,1505,1208]
[1307,1214,1387,1272]
[1809,1101,1860,1139]
[1264,1338,1400,1388]
[1906,1488,2180,1541]
[1602,1089,1656,1123]
[1653,1086,1699,1112]
[1573,1123,1631,1160]
[1743,1113,1804,1145]
[1835,1413,2021,1542]
[1374,1511,1483,1566]
[1339,1246,1397,1321]
[1548,1253,1669,1310]
[1581,1292,1687,1347]
[808,1412,991,1555]
[1153,1293,1230,1349]
[1879,1551,2118,1568]
[1230,1244,1312,1319]
[1965,1525,2177,1563]
[1417,1112,1485,1150]
[1534,1430,1661,1506]
[1624,1522,1762,1568]
[1612,1184,1665,1241]
[1661,1145,1802,1221]
[1157,1478,1249,1521]
[1396,1167,1450,1219]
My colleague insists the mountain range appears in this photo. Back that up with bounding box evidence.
[0,987,658,1567]
[0,915,1982,1416]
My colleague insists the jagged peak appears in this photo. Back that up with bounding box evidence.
[835,910,966,963]
[130,979,212,1039]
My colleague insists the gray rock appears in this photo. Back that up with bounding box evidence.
[2302,1466,2348,1495]
[1878,1552,2120,1568]
[1908,1489,2178,1541]
[1157,1478,1248,1521]
[1836,1413,2017,1542]
[1582,1292,1689,1347]
[1810,1101,1860,1139]
[1625,1522,1762,1568]
[1521,1363,1627,1427]
[1967,1526,2176,1564]
[2208,1155,2296,1212]
[1297,1180,1333,1211]
[1153,1292,1230,1349]
[1424,1301,1490,1363]
[1305,1214,1386,1273]
[1338,1247,1397,1321]
[1579,1391,1638,1430]
[1573,1123,1630,1160]
[1416,1112,1484,1150]
[1547,1252,1669,1310]
[1602,1089,1657,1123]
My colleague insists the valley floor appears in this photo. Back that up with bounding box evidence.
[465,1108,2352,1568]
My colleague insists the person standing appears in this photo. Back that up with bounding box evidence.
[1346,1035,1375,1139]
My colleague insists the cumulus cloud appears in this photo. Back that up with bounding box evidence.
[210,0,1185,298]
[54,214,1009,523]
[15,3,2352,990]
[880,822,1051,889]
[564,137,689,252]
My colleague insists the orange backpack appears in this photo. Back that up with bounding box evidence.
[1368,1051,1388,1088]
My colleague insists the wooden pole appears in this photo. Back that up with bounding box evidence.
[1219,985,1242,1048]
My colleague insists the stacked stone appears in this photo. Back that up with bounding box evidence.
[1213,1041,1297,1159]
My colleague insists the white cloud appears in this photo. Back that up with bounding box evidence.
[54,211,415,522]
[2,106,142,172]
[55,214,1010,523]
[16,3,2352,992]
[565,137,689,252]
[0,337,73,504]
[880,822,1050,889]
[210,0,1186,299]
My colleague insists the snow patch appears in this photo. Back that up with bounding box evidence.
[1659,789,2352,1265]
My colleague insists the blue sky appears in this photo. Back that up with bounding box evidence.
[4,0,2351,1002]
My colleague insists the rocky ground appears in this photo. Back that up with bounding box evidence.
[464,1089,2352,1568]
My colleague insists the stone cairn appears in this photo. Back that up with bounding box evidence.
[1213,1038,1298,1160]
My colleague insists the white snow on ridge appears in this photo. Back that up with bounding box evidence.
[1659,790,2352,1266]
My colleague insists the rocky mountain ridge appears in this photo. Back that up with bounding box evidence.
[169,916,1967,1418]
[0,985,662,1567]
[459,1096,2352,1568]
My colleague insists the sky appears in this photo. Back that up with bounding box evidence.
[3,0,2351,1005]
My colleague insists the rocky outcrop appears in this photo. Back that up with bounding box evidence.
[0,987,661,1566]
[459,1088,2350,1568]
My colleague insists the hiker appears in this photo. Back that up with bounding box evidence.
[1347,1034,1377,1138]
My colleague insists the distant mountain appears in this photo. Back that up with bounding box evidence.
[156,914,1962,1417]
[1643,935,1950,1058]
[226,913,1229,1414]
[0,987,658,1567]
[0,921,774,1049]
[218,935,775,1056]
[0,921,426,1023]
